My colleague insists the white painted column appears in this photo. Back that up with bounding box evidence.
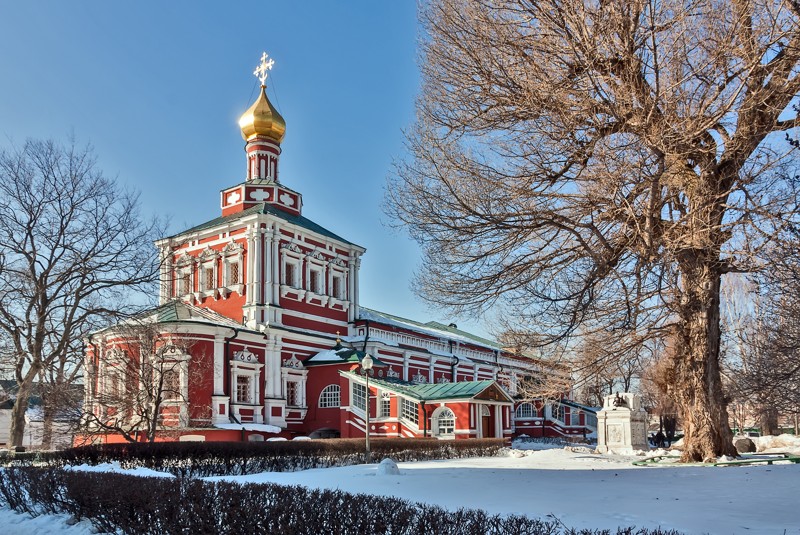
[272,227,280,306]
[246,227,257,308]
[213,335,225,395]
[264,228,274,305]
[403,351,410,382]
[429,357,436,383]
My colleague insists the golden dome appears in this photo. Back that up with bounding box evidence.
[238,85,286,143]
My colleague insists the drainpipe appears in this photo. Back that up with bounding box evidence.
[449,340,459,382]
[362,319,370,352]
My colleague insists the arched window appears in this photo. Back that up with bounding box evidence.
[433,407,456,438]
[318,384,341,408]
[515,402,536,419]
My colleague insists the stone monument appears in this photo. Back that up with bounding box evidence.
[596,392,648,454]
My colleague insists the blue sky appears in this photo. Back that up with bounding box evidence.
[0,2,492,338]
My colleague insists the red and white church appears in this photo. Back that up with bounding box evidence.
[83,55,592,443]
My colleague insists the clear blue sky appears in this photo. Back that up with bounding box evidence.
[0,2,492,338]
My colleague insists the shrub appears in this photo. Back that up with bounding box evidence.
[0,467,682,535]
[5,438,507,477]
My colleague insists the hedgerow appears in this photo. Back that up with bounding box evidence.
[0,467,682,535]
[4,438,507,477]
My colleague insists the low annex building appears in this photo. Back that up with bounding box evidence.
[82,54,591,444]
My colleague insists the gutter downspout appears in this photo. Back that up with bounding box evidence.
[449,340,459,382]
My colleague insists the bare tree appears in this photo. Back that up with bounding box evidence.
[81,321,209,443]
[0,139,161,448]
[388,0,800,460]
[730,237,800,434]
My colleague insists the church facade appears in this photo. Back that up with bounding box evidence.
[82,56,591,443]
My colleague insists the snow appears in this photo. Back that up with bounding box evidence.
[4,438,800,534]
[0,508,95,535]
[213,423,281,433]
[66,461,175,478]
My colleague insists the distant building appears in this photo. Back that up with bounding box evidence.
[0,380,81,449]
[82,56,592,443]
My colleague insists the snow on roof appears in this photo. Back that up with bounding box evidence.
[358,307,501,352]
[214,423,282,434]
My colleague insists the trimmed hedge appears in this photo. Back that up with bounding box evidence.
[0,467,682,535]
[4,438,507,477]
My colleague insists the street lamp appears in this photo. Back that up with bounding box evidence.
[361,353,374,464]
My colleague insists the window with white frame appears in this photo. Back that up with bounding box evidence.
[162,369,181,400]
[434,407,455,437]
[331,273,344,299]
[236,375,252,404]
[551,403,566,423]
[229,261,240,285]
[515,402,536,419]
[222,243,244,289]
[202,264,216,291]
[286,381,300,407]
[283,261,297,287]
[570,409,581,426]
[308,266,323,294]
[352,382,367,412]
[401,397,419,425]
[380,392,391,417]
[318,384,340,408]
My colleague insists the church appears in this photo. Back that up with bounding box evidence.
[82,54,592,443]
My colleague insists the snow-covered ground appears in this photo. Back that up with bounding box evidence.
[3,435,800,534]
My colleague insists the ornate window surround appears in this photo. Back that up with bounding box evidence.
[432,405,456,439]
[222,241,244,297]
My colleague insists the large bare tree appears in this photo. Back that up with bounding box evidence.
[0,139,161,448]
[388,0,800,460]
[81,322,208,443]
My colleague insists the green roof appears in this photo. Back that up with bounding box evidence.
[342,371,509,402]
[167,202,357,246]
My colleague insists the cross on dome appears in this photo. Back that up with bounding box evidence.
[253,52,275,86]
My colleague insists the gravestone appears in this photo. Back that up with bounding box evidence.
[596,392,648,454]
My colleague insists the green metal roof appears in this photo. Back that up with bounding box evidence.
[167,202,357,246]
[341,371,510,402]
[305,342,390,367]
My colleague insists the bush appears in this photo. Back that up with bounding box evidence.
[5,438,507,477]
[0,467,682,535]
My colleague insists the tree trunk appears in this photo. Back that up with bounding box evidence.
[9,377,35,448]
[758,406,779,436]
[41,400,54,450]
[670,255,736,462]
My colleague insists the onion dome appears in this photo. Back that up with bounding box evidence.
[238,85,286,143]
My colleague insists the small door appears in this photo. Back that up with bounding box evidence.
[480,405,493,438]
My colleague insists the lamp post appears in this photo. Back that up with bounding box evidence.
[361,353,374,464]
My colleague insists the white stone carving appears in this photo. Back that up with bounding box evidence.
[234,347,257,363]
[282,355,304,369]
[596,392,649,454]
[227,191,241,204]
[279,193,295,206]
[385,367,400,379]
[250,189,270,201]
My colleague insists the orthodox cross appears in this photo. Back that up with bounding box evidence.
[253,52,275,86]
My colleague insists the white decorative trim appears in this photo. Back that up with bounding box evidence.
[282,354,304,369]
